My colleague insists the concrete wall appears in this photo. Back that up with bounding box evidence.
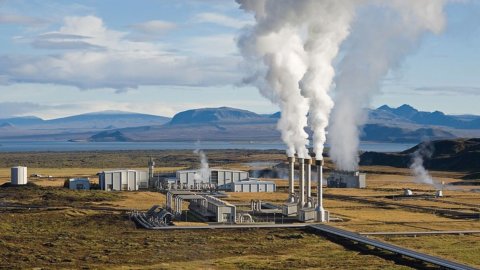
[231,181,276,193]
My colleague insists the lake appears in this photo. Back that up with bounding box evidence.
[0,140,415,153]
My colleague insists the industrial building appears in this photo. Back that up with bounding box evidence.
[229,179,276,192]
[283,157,329,222]
[166,191,236,223]
[11,166,28,185]
[68,178,90,190]
[327,171,366,188]
[98,169,148,191]
[175,168,249,190]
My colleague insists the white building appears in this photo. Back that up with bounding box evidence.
[175,169,249,190]
[69,178,90,190]
[11,166,27,185]
[327,171,366,188]
[99,169,148,191]
[230,179,276,192]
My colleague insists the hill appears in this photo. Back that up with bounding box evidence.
[360,138,480,172]
[169,107,265,125]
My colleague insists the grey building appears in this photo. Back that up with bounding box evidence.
[175,168,249,190]
[229,179,276,192]
[99,169,149,191]
[69,178,90,190]
[327,171,366,188]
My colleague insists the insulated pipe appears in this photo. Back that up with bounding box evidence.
[298,158,305,209]
[315,159,326,222]
[287,156,296,203]
[306,158,312,208]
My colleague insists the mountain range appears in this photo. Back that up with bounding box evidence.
[0,105,479,143]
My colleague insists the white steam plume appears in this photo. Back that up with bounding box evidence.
[410,141,440,188]
[328,0,446,171]
[193,148,209,182]
[298,1,356,159]
[236,0,359,159]
[237,0,310,158]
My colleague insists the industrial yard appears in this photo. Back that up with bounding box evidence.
[0,149,479,269]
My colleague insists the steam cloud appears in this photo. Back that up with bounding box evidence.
[236,0,357,159]
[410,141,439,188]
[237,0,447,167]
[194,148,209,182]
[328,1,447,171]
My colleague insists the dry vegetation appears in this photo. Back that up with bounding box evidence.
[1,150,480,268]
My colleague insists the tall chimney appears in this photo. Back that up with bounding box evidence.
[287,156,295,203]
[305,158,312,207]
[298,158,305,209]
[315,159,326,222]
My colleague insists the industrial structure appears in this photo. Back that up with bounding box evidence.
[284,156,329,222]
[98,169,149,191]
[164,168,276,193]
[166,191,236,223]
[327,170,366,188]
[11,166,28,185]
[229,179,276,192]
[68,178,90,190]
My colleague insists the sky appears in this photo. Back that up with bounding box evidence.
[0,0,479,119]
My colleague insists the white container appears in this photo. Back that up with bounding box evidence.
[11,166,28,185]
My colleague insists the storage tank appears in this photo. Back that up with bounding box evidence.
[11,166,28,185]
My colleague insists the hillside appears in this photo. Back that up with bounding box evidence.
[360,138,480,172]
[169,107,266,125]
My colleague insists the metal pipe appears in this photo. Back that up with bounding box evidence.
[306,158,312,208]
[287,156,295,203]
[298,158,305,209]
[315,159,326,222]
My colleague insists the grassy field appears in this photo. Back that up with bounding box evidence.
[1,150,480,268]
[1,208,418,270]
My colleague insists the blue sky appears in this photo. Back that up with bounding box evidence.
[0,0,479,119]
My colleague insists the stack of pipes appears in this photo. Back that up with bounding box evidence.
[288,156,296,203]
[315,159,326,222]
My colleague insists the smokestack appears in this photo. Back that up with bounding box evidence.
[298,158,305,209]
[288,156,295,203]
[305,158,312,207]
[315,159,326,222]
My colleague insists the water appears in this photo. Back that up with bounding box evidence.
[0,140,415,153]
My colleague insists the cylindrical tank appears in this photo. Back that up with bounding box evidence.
[11,166,28,185]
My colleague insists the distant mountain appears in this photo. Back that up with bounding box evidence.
[169,107,266,125]
[0,116,44,126]
[1,105,480,144]
[360,138,480,172]
[373,104,480,129]
[361,124,455,143]
[89,130,133,142]
[46,111,170,129]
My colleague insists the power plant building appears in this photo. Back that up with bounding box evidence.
[68,178,90,190]
[327,171,366,188]
[175,169,249,190]
[99,169,149,191]
[229,179,276,192]
[11,166,28,185]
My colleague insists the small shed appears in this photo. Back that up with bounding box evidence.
[69,178,90,190]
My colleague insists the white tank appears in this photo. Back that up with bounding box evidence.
[404,189,413,196]
[11,166,28,185]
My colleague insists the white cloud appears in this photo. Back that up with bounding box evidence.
[194,12,251,29]
[129,20,176,35]
[0,15,241,90]
[415,86,480,95]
